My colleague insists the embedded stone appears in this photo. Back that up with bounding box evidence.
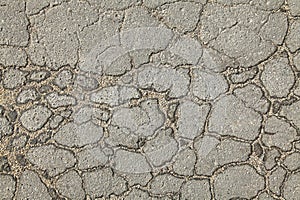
[208,95,262,140]
[176,100,210,139]
[46,92,76,108]
[262,116,298,151]
[54,121,104,147]
[83,168,127,198]
[0,174,15,199]
[261,57,294,98]
[26,144,76,177]
[191,69,228,100]
[214,165,265,199]
[195,137,251,175]
[15,170,51,200]
[56,170,85,200]
[20,105,52,131]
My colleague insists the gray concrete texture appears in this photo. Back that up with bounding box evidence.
[0,0,300,199]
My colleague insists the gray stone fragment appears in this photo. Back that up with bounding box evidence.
[294,82,300,97]
[0,1,29,46]
[0,156,10,172]
[208,95,262,140]
[200,3,277,67]
[176,100,210,139]
[111,107,149,132]
[261,57,294,98]
[0,174,15,199]
[269,167,286,195]
[181,179,211,200]
[26,144,76,177]
[280,101,300,129]
[257,192,276,200]
[9,134,28,150]
[284,152,300,171]
[167,102,179,122]
[95,0,139,10]
[83,168,127,198]
[262,116,298,151]
[20,105,52,131]
[199,47,236,72]
[283,172,300,199]
[49,115,64,129]
[112,149,151,173]
[169,36,203,65]
[54,69,74,89]
[286,20,300,52]
[90,85,140,106]
[191,69,228,100]
[295,142,300,150]
[25,0,66,15]
[73,106,109,124]
[172,147,196,176]
[111,99,164,137]
[195,137,251,175]
[105,125,140,148]
[263,148,280,170]
[28,0,98,69]
[75,74,99,91]
[151,50,190,67]
[143,128,178,167]
[15,170,51,200]
[38,85,53,94]
[29,70,50,82]
[136,64,190,98]
[54,121,103,147]
[46,92,76,108]
[158,2,203,33]
[124,188,155,200]
[144,0,207,8]
[149,174,184,195]
[212,25,275,67]
[122,172,152,187]
[251,0,284,10]
[234,84,269,113]
[288,0,300,16]
[0,47,27,67]
[104,53,132,76]
[31,131,51,144]
[129,50,151,69]
[260,12,288,45]
[90,86,119,106]
[123,6,160,30]
[77,146,108,170]
[229,67,258,84]
[16,88,40,104]
[2,68,27,89]
[294,51,300,71]
[214,165,264,200]
[121,27,173,51]
[0,116,13,139]
[56,170,85,200]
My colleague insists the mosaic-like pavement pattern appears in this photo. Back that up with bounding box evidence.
[0,0,300,199]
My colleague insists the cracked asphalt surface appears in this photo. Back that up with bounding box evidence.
[0,0,300,199]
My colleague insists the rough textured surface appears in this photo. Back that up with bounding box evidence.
[0,0,299,199]
[214,165,265,199]
[20,105,52,131]
[15,170,51,200]
[261,56,295,98]
[26,144,76,177]
[208,95,262,140]
[0,174,15,199]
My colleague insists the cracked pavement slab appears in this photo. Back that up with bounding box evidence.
[0,0,299,199]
